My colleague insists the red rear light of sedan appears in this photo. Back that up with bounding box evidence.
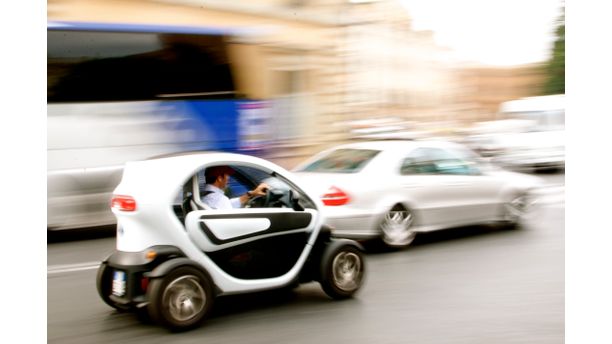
[321,186,350,206]
[111,195,137,212]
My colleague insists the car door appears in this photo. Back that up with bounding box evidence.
[399,146,494,229]
[184,164,319,280]
[400,147,465,230]
[426,146,501,224]
[442,145,504,222]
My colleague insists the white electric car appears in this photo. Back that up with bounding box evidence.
[96,152,365,331]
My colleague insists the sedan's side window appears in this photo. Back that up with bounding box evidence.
[401,148,479,176]
[428,148,479,175]
[400,148,437,175]
[400,157,418,174]
[434,160,473,175]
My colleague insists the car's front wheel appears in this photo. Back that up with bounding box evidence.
[147,266,214,331]
[380,204,416,248]
[503,192,533,228]
[319,242,365,299]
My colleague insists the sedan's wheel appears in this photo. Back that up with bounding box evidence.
[147,266,213,331]
[504,193,532,226]
[380,205,415,248]
[320,244,365,299]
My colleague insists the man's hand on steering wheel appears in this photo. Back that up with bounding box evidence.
[241,183,270,207]
[249,183,269,198]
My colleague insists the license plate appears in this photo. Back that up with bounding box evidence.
[112,270,126,297]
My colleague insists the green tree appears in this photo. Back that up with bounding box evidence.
[543,7,565,95]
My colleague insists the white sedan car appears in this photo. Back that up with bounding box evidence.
[293,140,543,249]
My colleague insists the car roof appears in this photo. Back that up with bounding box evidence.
[113,152,283,203]
[293,139,466,174]
[327,140,417,151]
[321,139,460,152]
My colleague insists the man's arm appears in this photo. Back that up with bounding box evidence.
[234,183,269,207]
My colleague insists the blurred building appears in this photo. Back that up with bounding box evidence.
[49,0,337,167]
[47,0,544,168]
[340,1,462,133]
[456,64,547,123]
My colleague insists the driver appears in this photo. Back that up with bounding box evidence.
[201,166,269,210]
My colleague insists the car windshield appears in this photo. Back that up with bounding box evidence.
[297,148,380,173]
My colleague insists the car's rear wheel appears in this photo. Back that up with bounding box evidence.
[96,263,132,312]
[319,243,365,299]
[380,204,416,248]
[147,266,214,331]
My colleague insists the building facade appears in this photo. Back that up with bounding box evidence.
[48,0,545,168]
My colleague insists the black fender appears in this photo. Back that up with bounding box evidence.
[324,238,364,252]
[104,246,185,267]
[148,257,204,278]
[147,257,220,296]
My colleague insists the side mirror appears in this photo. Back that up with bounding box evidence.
[289,190,304,211]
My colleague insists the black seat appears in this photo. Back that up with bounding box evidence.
[183,175,212,218]
[182,189,194,219]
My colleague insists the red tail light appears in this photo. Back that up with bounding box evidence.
[111,195,137,211]
[321,186,350,206]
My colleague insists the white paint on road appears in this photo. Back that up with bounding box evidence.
[48,262,101,275]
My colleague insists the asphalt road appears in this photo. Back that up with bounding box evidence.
[47,173,565,344]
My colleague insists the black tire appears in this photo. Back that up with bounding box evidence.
[96,263,131,312]
[146,266,214,332]
[319,243,365,299]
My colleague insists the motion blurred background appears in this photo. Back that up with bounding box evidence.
[47,0,565,232]
[33,0,592,341]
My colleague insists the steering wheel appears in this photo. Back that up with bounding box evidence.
[244,188,272,208]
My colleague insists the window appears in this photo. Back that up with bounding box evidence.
[400,147,479,176]
[400,148,437,175]
[48,30,236,102]
[194,164,315,210]
[194,165,263,200]
[227,165,270,198]
[297,149,380,173]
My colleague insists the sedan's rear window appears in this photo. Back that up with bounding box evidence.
[298,149,380,173]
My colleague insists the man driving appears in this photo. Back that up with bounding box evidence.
[201,165,269,210]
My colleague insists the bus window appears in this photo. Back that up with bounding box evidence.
[48,30,236,102]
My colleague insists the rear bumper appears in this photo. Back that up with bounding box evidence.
[101,260,151,308]
[102,246,185,306]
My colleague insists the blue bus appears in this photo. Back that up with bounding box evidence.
[47,21,271,231]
